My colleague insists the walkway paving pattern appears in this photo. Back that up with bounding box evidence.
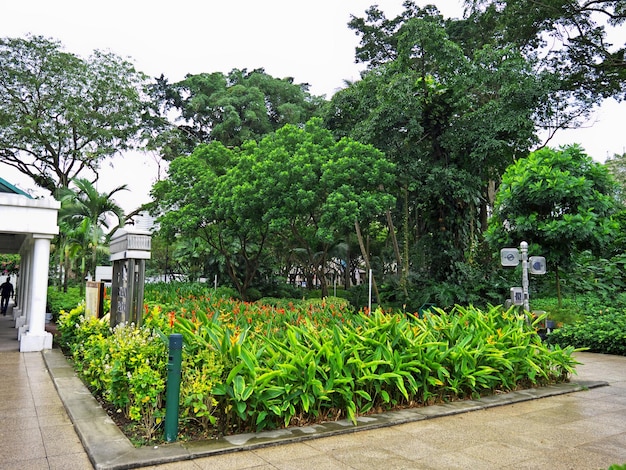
[1,312,626,469]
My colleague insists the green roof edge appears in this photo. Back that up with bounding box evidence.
[0,177,34,198]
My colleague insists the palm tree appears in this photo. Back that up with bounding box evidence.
[59,178,127,289]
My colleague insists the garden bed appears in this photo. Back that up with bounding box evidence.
[56,286,579,445]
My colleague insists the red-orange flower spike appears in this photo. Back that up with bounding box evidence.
[168,311,176,328]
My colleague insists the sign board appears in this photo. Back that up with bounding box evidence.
[85,281,104,318]
[529,256,547,275]
[501,248,520,267]
[510,287,524,306]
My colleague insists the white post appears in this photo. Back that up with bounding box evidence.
[368,269,372,313]
[520,241,530,312]
[214,274,218,290]
[20,235,54,351]
[15,249,31,328]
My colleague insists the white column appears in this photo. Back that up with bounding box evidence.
[20,235,53,352]
[15,247,31,329]
[18,254,28,313]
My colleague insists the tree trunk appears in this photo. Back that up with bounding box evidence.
[386,209,402,276]
[345,238,351,289]
[63,250,70,293]
[386,208,408,301]
[402,185,410,301]
[555,266,562,308]
[354,219,380,306]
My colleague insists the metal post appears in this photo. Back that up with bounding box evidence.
[164,333,183,442]
[520,241,530,312]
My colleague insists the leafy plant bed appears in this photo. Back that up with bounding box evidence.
[56,289,579,444]
[94,370,550,447]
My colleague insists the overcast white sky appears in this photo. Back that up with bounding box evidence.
[1,0,624,212]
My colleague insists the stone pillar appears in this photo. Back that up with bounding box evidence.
[109,229,151,328]
[20,235,53,352]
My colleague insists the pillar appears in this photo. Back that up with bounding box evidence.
[20,235,53,352]
[15,246,31,330]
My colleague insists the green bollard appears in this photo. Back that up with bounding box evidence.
[164,333,183,442]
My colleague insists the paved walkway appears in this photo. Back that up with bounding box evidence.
[1,310,626,469]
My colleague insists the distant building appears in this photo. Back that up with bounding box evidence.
[128,211,157,232]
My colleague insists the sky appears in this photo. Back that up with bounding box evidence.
[1,0,625,212]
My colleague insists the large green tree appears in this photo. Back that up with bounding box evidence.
[234,118,396,297]
[326,4,540,292]
[145,68,324,159]
[151,118,395,299]
[0,35,147,195]
[464,1,626,92]
[462,0,626,136]
[151,141,268,298]
[486,144,619,304]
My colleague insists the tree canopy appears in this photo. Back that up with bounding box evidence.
[325,4,541,287]
[144,68,325,159]
[463,0,626,99]
[486,144,619,302]
[151,118,395,299]
[0,35,147,195]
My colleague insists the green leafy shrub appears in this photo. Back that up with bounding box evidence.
[47,287,84,321]
[530,297,587,325]
[56,303,109,354]
[180,348,223,434]
[144,282,240,307]
[0,254,20,274]
[547,310,626,356]
[173,302,578,433]
[58,311,168,441]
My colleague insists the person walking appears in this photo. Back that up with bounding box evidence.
[1,277,14,315]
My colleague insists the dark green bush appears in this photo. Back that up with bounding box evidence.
[47,287,84,321]
[546,310,626,356]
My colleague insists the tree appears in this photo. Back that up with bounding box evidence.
[150,141,269,298]
[59,178,127,291]
[231,118,396,297]
[0,254,19,275]
[0,35,147,195]
[327,4,540,294]
[144,68,324,158]
[462,0,626,137]
[486,144,619,305]
[151,118,396,299]
[605,151,626,205]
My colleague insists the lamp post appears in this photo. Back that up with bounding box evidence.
[500,241,545,312]
[520,241,530,312]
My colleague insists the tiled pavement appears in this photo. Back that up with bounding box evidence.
[1,309,626,469]
[0,310,92,469]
